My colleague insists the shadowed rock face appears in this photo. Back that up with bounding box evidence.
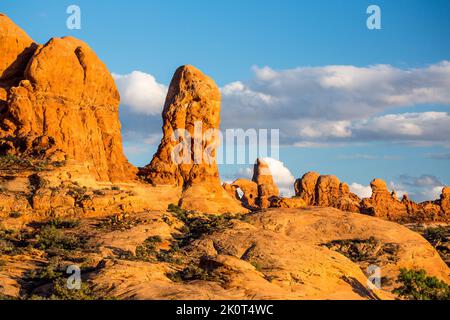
[0,14,136,182]
[223,178,258,208]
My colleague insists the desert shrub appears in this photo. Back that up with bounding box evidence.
[424,226,450,244]
[167,204,245,247]
[26,258,64,282]
[393,268,450,300]
[9,211,22,218]
[0,228,31,255]
[24,258,113,300]
[96,214,141,231]
[167,264,209,282]
[46,218,81,229]
[323,237,399,264]
[134,236,162,261]
[111,186,120,191]
[34,226,87,253]
[67,186,90,206]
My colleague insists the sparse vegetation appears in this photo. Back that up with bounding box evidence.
[423,226,450,266]
[167,263,209,282]
[393,268,450,300]
[134,235,163,261]
[25,260,113,300]
[46,218,81,229]
[0,154,63,172]
[323,237,399,264]
[67,186,90,206]
[167,204,247,247]
[9,211,22,218]
[96,214,142,231]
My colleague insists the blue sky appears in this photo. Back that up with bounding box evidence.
[2,0,450,200]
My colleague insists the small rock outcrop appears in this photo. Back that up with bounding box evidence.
[295,172,360,212]
[252,158,279,208]
[0,14,136,182]
[223,178,258,208]
[139,65,245,213]
[295,172,449,221]
[360,179,407,220]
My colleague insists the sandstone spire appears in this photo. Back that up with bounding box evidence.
[140,65,246,213]
[0,14,136,182]
[252,158,279,208]
[140,65,221,187]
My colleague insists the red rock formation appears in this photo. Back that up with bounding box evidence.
[140,65,221,187]
[0,15,136,182]
[223,178,258,208]
[139,65,245,213]
[295,172,360,212]
[294,172,320,206]
[440,186,450,215]
[252,158,279,208]
[360,179,407,219]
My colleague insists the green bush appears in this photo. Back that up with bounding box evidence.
[47,218,81,229]
[35,226,86,252]
[394,268,450,300]
[134,236,162,261]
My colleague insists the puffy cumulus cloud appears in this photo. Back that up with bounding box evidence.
[220,62,450,146]
[114,63,450,148]
[390,174,445,202]
[351,112,450,143]
[349,183,372,199]
[260,157,296,197]
[113,71,167,116]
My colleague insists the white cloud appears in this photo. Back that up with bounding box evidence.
[115,63,450,147]
[390,175,445,202]
[351,112,450,143]
[113,71,167,115]
[260,157,296,197]
[220,62,450,146]
[234,158,295,197]
[349,183,372,199]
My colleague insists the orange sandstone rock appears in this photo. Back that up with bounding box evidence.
[140,65,246,213]
[140,65,222,187]
[252,158,279,208]
[0,15,136,182]
[295,172,360,212]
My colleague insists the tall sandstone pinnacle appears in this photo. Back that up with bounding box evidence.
[0,14,136,182]
[140,65,246,213]
[252,158,279,208]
